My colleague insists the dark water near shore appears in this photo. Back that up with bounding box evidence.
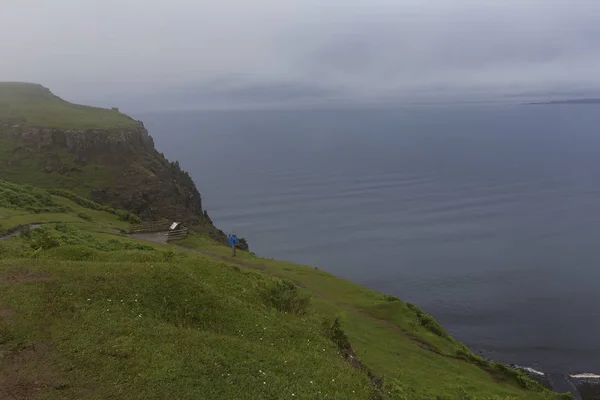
[137,105,600,379]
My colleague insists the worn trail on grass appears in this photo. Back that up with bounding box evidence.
[0,224,42,242]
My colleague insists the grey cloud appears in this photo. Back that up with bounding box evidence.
[2,0,600,109]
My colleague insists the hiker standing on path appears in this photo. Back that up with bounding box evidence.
[228,231,239,257]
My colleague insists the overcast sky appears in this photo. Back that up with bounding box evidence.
[2,0,600,109]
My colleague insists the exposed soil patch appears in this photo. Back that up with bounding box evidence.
[0,270,51,285]
[0,343,64,400]
[0,302,14,319]
[0,341,95,399]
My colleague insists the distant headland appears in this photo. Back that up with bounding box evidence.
[528,99,600,105]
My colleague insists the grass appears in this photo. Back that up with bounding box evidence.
[0,180,132,235]
[0,180,66,213]
[0,83,146,205]
[0,140,122,198]
[0,82,139,130]
[1,244,374,399]
[175,233,574,400]
[0,183,575,399]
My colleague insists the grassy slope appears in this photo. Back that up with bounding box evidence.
[176,235,573,400]
[0,83,137,196]
[0,138,119,196]
[0,180,130,235]
[0,82,138,129]
[0,182,573,399]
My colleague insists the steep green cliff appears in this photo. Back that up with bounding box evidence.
[0,82,231,243]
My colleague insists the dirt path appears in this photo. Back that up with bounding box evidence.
[0,224,42,242]
[0,230,21,242]
[130,232,170,244]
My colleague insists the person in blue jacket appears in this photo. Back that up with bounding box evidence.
[228,231,239,257]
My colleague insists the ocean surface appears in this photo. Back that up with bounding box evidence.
[136,105,600,380]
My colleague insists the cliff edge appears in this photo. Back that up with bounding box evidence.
[0,82,238,246]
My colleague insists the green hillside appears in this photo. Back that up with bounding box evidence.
[0,82,138,129]
[0,83,216,228]
[0,82,146,197]
[0,181,573,399]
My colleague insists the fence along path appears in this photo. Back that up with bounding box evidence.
[167,228,188,242]
[129,221,189,242]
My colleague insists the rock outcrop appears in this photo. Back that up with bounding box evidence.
[1,122,206,223]
[0,82,248,248]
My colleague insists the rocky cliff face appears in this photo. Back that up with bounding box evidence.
[0,81,249,250]
[1,121,210,226]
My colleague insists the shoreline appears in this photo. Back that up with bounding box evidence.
[475,348,599,399]
[507,364,600,399]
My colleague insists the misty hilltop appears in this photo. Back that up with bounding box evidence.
[528,98,600,105]
[0,82,139,129]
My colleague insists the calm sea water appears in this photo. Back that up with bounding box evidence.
[137,105,600,378]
